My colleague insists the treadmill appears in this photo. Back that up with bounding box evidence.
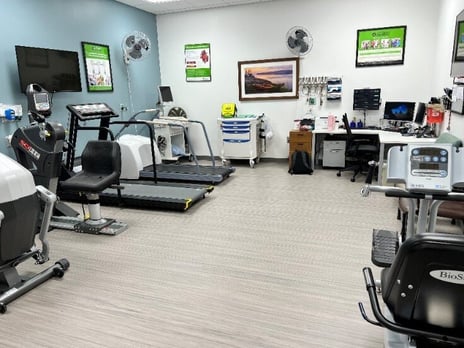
[141,162,234,184]
[62,103,212,212]
[123,113,235,184]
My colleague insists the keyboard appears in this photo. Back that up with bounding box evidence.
[382,128,400,132]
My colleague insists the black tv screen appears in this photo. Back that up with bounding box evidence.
[383,101,416,121]
[15,45,82,93]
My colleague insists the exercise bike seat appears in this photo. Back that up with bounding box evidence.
[60,140,121,193]
[380,233,464,339]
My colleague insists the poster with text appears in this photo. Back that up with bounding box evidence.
[356,26,406,67]
[82,42,113,92]
[185,43,211,82]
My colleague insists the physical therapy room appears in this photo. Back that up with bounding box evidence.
[1,0,464,347]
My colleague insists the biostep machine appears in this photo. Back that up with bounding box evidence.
[358,143,464,347]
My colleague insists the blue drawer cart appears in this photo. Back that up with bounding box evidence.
[217,115,264,168]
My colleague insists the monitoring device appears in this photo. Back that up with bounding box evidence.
[158,86,173,104]
[408,145,451,192]
[387,144,454,193]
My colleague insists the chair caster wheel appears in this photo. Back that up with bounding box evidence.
[350,178,355,182]
[336,173,341,177]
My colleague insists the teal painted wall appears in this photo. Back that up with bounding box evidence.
[0,0,160,157]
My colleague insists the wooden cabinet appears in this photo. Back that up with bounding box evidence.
[288,130,312,168]
[289,130,312,153]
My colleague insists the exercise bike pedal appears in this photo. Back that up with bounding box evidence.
[371,229,399,268]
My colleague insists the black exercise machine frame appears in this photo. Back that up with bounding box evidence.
[64,104,158,182]
[359,267,464,345]
[65,103,118,172]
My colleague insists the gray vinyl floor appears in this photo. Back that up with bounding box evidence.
[3,160,448,347]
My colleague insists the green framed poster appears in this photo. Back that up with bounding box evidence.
[454,21,464,62]
[355,26,407,67]
[185,43,211,82]
[81,42,114,92]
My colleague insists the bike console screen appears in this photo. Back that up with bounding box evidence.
[408,145,451,193]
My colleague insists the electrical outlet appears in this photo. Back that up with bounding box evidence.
[120,104,128,111]
[0,104,22,117]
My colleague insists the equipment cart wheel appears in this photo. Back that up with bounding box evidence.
[249,159,255,168]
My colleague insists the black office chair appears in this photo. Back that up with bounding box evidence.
[337,113,379,182]
[361,233,464,346]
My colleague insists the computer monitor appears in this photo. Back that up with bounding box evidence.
[383,101,416,121]
[414,102,426,125]
[158,86,173,104]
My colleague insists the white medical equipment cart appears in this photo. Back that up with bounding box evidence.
[217,114,264,168]
[151,118,189,161]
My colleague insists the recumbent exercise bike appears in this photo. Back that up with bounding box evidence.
[359,143,464,347]
[0,152,69,313]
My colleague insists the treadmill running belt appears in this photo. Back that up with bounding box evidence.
[59,182,208,212]
[140,163,235,184]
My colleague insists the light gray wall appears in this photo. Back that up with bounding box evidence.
[157,0,462,158]
[0,0,160,157]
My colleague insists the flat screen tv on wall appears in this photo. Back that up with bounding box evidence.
[15,45,82,93]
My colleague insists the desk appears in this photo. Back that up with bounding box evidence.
[312,129,435,183]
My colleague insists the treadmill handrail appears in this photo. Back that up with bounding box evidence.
[114,109,160,139]
[149,118,217,168]
[186,120,216,167]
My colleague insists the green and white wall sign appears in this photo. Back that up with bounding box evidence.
[185,43,211,82]
[454,21,464,61]
[355,26,407,67]
[82,42,114,92]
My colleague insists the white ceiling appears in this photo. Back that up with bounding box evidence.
[114,0,276,15]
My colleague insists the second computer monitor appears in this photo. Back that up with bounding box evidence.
[383,101,416,121]
[158,86,174,104]
[414,102,426,125]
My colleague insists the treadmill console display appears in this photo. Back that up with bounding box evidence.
[66,103,118,121]
[407,145,451,193]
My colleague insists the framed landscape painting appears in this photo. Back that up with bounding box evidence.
[238,57,299,101]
